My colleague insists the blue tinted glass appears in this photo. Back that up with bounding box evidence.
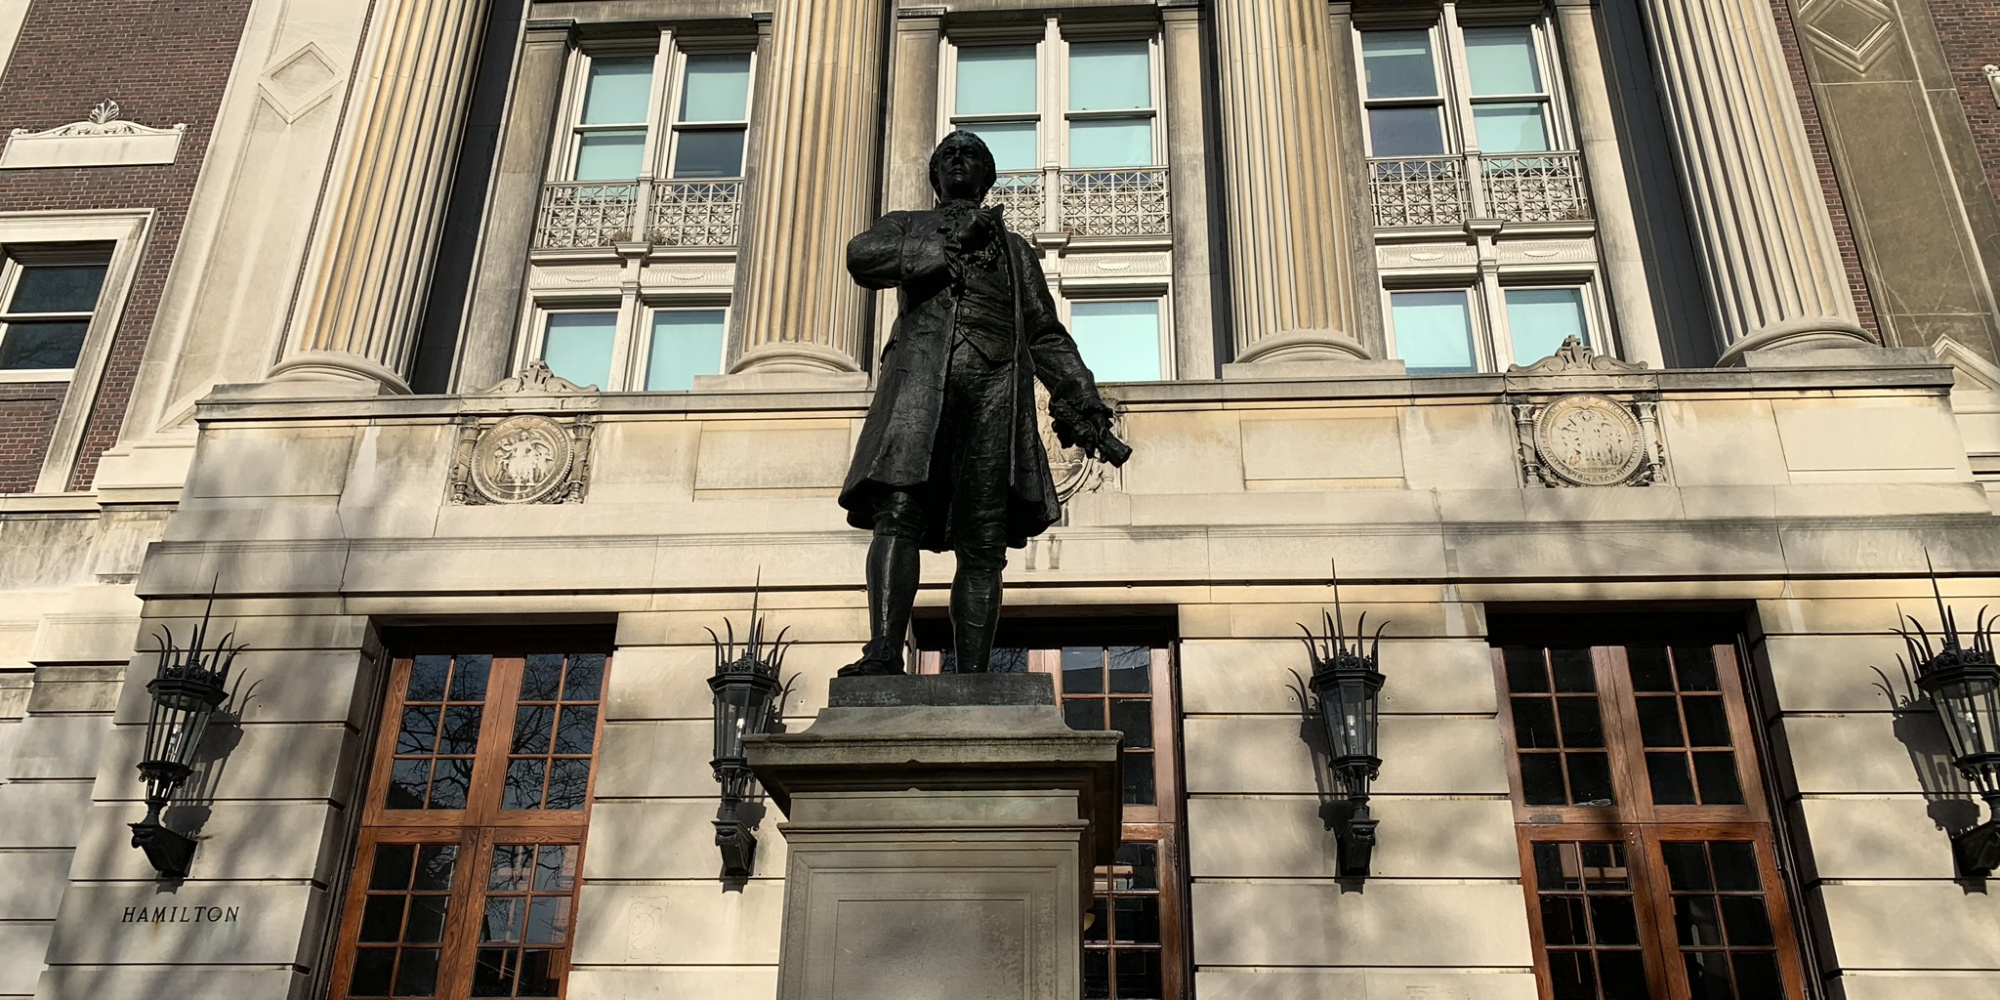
[1391,291,1476,374]
[1506,288,1589,366]
[1070,300,1162,382]
[1368,106,1446,156]
[679,54,750,122]
[1362,30,1438,99]
[574,131,645,180]
[582,56,653,125]
[1069,119,1152,168]
[1069,41,1149,111]
[964,122,1037,172]
[645,310,726,390]
[542,313,617,390]
[1473,103,1550,153]
[671,129,745,178]
[956,45,1037,115]
[1465,27,1541,96]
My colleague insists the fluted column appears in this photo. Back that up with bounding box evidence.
[1213,0,1369,368]
[1640,0,1873,362]
[273,0,492,392]
[730,0,888,376]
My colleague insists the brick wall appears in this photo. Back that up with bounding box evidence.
[0,0,254,492]
[1767,0,1883,341]
[1928,0,2000,208]
[0,383,63,492]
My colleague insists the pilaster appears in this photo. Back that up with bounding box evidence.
[1211,0,1371,370]
[1638,0,1873,362]
[728,0,890,378]
[1162,2,1217,379]
[871,7,944,358]
[273,0,495,393]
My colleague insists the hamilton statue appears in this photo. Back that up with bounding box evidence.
[836,130,1133,676]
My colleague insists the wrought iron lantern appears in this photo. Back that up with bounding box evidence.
[1897,575,2000,878]
[132,606,241,878]
[707,598,792,880]
[1294,590,1388,879]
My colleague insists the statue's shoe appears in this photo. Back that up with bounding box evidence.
[836,637,907,677]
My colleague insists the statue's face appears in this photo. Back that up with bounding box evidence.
[930,133,995,202]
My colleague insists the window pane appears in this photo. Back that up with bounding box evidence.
[1070,300,1162,382]
[1505,288,1587,367]
[963,122,1037,172]
[1068,119,1153,168]
[1069,40,1149,111]
[671,128,746,178]
[1465,27,1542,96]
[957,45,1037,115]
[1361,30,1438,99]
[1367,106,1447,156]
[646,310,726,390]
[574,131,645,180]
[542,313,616,390]
[0,320,87,369]
[1389,291,1475,374]
[679,53,750,122]
[9,263,106,313]
[1473,103,1551,153]
[582,56,653,125]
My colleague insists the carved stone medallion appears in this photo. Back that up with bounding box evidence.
[450,413,593,505]
[1531,393,1646,487]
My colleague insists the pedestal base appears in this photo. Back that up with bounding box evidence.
[746,674,1122,1000]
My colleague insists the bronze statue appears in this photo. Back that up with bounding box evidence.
[837,131,1131,675]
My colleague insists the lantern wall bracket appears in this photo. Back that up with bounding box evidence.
[1292,565,1389,881]
[707,585,794,882]
[131,593,242,880]
[1894,556,2000,880]
[1951,815,2000,879]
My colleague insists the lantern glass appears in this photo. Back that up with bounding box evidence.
[1925,664,2000,796]
[709,670,778,795]
[1311,664,1384,797]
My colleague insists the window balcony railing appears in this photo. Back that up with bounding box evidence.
[533,178,743,251]
[649,180,744,248]
[983,166,1172,239]
[1369,150,1591,228]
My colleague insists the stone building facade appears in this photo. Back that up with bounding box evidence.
[3,1,2000,999]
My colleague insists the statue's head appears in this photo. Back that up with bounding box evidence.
[929,130,998,203]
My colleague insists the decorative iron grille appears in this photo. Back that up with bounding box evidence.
[650,179,743,248]
[534,181,639,250]
[1059,167,1171,237]
[983,171,1045,234]
[1483,152,1590,223]
[1368,157,1468,228]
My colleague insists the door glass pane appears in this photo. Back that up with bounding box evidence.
[1529,842,1650,1000]
[386,655,487,811]
[1390,290,1476,374]
[963,122,1037,172]
[1069,119,1153,168]
[1070,300,1162,382]
[645,309,726,390]
[504,652,606,811]
[1361,30,1439,99]
[1505,287,1588,366]
[1473,103,1551,153]
[476,844,579,998]
[1367,106,1447,157]
[679,53,750,122]
[0,321,88,369]
[670,128,746,178]
[348,842,458,998]
[957,45,1037,115]
[573,131,645,180]
[1089,842,1165,998]
[1465,27,1542,95]
[1663,841,1784,1000]
[1070,41,1150,111]
[541,313,616,391]
[9,263,107,313]
[581,56,653,125]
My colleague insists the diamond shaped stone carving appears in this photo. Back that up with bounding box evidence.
[257,44,341,124]
[1800,0,1897,76]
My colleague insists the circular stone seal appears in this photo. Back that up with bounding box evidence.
[470,415,575,504]
[1532,393,1645,487]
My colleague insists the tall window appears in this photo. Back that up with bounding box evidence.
[0,250,108,376]
[558,49,752,183]
[1356,7,1610,374]
[946,32,1161,174]
[918,625,1186,999]
[331,647,610,999]
[1493,633,1809,1000]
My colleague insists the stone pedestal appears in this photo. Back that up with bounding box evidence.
[746,674,1122,1000]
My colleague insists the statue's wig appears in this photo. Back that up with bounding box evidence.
[928,130,998,202]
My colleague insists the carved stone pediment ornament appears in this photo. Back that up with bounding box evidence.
[449,364,597,504]
[2,100,187,169]
[1507,339,1666,487]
